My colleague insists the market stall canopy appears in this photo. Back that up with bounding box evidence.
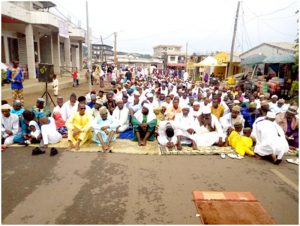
[194,56,218,67]
[240,54,266,65]
[263,54,295,64]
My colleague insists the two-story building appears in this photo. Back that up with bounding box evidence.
[153,44,186,69]
[1,1,86,78]
[91,44,113,63]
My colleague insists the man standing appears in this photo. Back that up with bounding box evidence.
[1,104,19,150]
[254,112,289,164]
[66,103,92,150]
[6,61,24,103]
[92,107,117,152]
[132,103,157,146]
[112,98,130,133]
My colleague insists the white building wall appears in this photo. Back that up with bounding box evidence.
[240,45,294,59]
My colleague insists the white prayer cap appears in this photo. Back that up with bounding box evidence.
[181,104,190,109]
[202,106,211,114]
[99,106,108,115]
[143,103,151,110]
[1,104,11,110]
[266,111,276,119]
[259,94,265,98]
[121,88,126,92]
[29,120,38,127]
[193,101,200,106]
[146,92,154,98]
[271,95,278,99]
[133,90,140,96]
[116,98,123,103]
[96,99,104,105]
[233,100,240,104]
[161,102,168,108]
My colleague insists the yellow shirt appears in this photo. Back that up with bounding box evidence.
[211,105,224,119]
[66,112,92,132]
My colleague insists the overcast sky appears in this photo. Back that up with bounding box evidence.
[51,0,299,54]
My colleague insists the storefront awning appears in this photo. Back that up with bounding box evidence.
[240,54,266,65]
[263,54,295,64]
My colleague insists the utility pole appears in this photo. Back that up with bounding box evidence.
[100,35,104,63]
[227,1,240,78]
[185,42,188,72]
[86,0,92,92]
[114,32,117,67]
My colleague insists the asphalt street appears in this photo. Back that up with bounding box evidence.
[2,147,298,224]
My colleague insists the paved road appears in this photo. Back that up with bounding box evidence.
[2,147,298,224]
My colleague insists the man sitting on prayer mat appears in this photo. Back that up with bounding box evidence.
[157,120,181,150]
[66,103,92,150]
[131,103,157,146]
[92,107,117,152]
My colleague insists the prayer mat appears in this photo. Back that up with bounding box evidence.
[11,139,159,155]
[159,145,234,155]
[119,129,134,140]
[192,191,275,224]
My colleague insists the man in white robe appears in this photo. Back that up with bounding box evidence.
[39,117,62,147]
[1,104,19,149]
[190,101,202,122]
[174,104,197,150]
[157,120,180,149]
[61,93,78,121]
[194,106,224,146]
[254,112,289,164]
[220,105,245,136]
[112,98,130,133]
[52,96,64,116]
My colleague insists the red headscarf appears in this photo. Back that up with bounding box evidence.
[53,112,65,128]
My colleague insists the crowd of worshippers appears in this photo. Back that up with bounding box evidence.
[1,77,298,164]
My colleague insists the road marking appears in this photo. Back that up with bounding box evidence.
[270,169,298,191]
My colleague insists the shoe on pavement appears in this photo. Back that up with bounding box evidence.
[32,147,45,155]
[50,148,58,156]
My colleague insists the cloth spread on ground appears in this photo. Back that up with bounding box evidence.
[192,191,275,224]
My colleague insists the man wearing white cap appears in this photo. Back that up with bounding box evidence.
[128,91,142,116]
[1,104,19,150]
[220,105,245,136]
[174,104,197,150]
[194,106,224,147]
[112,98,130,133]
[190,101,202,122]
[131,103,157,146]
[271,98,288,114]
[91,99,104,119]
[269,95,278,110]
[254,111,289,164]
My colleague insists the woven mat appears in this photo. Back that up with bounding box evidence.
[159,145,234,155]
[10,139,159,155]
[192,191,275,224]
